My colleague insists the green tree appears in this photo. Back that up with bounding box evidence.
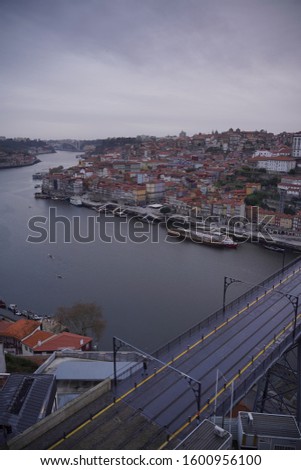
[6,354,38,373]
[55,302,106,345]
[244,191,264,207]
[49,165,64,174]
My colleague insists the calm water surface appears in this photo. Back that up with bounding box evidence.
[0,151,297,350]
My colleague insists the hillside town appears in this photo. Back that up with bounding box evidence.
[36,129,301,240]
[2,134,301,447]
[0,137,55,168]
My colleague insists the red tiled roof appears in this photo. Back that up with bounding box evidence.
[33,332,92,352]
[22,330,55,349]
[0,319,12,334]
[258,208,294,219]
[2,319,40,340]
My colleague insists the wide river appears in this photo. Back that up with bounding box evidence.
[0,151,298,351]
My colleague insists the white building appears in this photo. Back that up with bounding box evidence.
[292,134,301,159]
[253,150,272,158]
[252,156,296,173]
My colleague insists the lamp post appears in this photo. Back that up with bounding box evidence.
[222,276,299,339]
[223,276,243,313]
[113,336,202,416]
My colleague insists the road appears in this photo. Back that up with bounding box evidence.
[17,257,301,450]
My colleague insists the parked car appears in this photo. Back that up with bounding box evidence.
[33,314,42,320]
[8,304,18,313]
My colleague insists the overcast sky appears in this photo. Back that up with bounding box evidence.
[0,0,300,139]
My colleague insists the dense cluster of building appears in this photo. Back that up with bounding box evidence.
[40,129,301,236]
[2,130,301,448]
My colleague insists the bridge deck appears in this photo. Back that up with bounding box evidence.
[114,260,301,447]
[16,257,301,450]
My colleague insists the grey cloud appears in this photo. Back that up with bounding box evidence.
[0,0,301,138]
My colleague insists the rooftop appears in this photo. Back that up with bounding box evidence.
[43,357,137,381]
[0,320,12,335]
[33,332,92,352]
[239,412,301,440]
[176,419,232,450]
[22,330,55,349]
[1,319,40,340]
[0,373,56,445]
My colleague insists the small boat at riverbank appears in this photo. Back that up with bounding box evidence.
[167,226,238,248]
[35,192,50,199]
[70,196,82,206]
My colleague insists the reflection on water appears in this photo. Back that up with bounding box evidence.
[0,151,297,350]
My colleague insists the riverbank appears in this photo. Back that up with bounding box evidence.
[1,150,299,351]
[0,157,40,169]
[64,198,301,253]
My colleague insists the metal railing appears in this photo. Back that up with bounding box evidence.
[209,323,301,421]
[151,256,301,361]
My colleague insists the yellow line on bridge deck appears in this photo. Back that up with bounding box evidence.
[48,266,301,450]
[158,310,301,450]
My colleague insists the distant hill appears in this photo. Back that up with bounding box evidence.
[0,138,54,154]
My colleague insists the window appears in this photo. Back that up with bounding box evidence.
[274,445,296,450]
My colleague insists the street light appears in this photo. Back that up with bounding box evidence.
[223,277,243,312]
[222,276,299,339]
[113,336,202,416]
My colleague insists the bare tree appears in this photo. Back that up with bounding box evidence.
[55,302,106,346]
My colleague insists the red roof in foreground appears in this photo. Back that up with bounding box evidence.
[1,319,40,340]
[22,330,55,349]
[33,332,92,352]
[0,320,12,335]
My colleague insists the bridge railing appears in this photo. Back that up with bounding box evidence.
[213,323,301,420]
[152,255,301,361]
[113,345,185,384]
[114,357,145,382]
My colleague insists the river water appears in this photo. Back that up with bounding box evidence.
[0,151,297,351]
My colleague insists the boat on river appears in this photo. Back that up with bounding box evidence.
[70,196,82,206]
[167,225,238,248]
[34,192,50,199]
